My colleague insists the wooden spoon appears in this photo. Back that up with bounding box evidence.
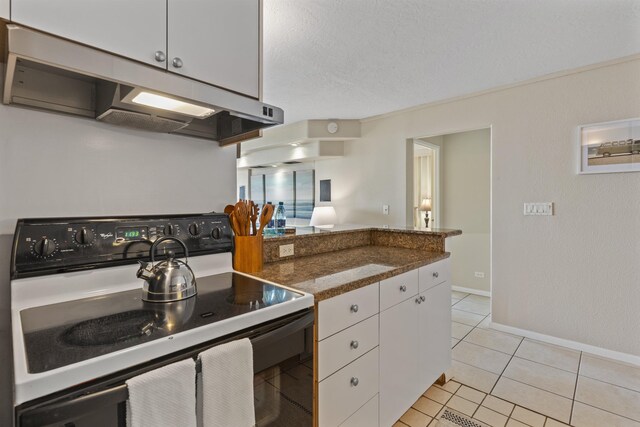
[234,201,247,236]
[244,200,251,236]
[229,211,241,236]
[224,205,234,215]
[257,204,274,235]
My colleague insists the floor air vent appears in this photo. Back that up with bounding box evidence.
[436,408,490,427]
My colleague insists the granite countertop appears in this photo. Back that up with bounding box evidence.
[264,224,462,241]
[250,246,450,301]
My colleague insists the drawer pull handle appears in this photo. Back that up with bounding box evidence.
[350,377,359,387]
[350,340,359,349]
[172,57,184,68]
[420,295,426,302]
[415,297,421,304]
[399,285,407,292]
[350,304,359,313]
[433,272,439,278]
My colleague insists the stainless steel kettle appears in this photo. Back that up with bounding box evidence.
[136,236,197,302]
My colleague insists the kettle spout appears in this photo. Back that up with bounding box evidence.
[136,261,153,281]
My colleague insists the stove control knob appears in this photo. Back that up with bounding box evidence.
[188,223,200,236]
[74,227,95,245]
[211,227,221,239]
[163,224,176,236]
[33,238,57,257]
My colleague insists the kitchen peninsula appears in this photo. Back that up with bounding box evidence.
[250,226,461,427]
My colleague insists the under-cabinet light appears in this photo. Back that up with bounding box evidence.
[131,92,215,118]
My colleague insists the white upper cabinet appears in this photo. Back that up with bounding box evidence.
[11,0,167,68]
[1,0,9,20]
[167,0,260,98]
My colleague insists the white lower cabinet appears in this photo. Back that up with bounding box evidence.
[318,348,379,427]
[317,259,451,427]
[318,314,379,381]
[340,394,379,427]
[418,281,452,392]
[379,295,421,427]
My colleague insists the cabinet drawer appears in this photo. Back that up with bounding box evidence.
[339,394,379,427]
[318,283,379,340]
[419,258,450,292]
[319,348,379,427]
[380,269,419,311]
[318,315,379,381]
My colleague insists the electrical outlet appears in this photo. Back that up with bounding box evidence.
[382,205,389,215]
[475,272,485,278]
[524,202,553,216]
[279,244,294,257]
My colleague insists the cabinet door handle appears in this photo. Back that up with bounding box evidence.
[172,57,184,68]
[350,377,359,387]
[433,272,439,278]
[415,297,421,304]
[399,285,407,292]
[154,51,166,62]
[420,295,426,302]
[350,340,359,349]
[350,304,359,313]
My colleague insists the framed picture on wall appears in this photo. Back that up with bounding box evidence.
[579,118,640,174]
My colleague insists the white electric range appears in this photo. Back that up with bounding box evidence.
[10,213,314,426]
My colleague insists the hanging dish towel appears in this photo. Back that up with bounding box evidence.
[126,358,197,427]
[199,338,255,427]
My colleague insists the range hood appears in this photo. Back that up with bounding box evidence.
[2,25,283,145]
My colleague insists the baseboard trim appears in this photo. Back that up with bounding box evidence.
[452,285,491,297]
[490,321,640,367]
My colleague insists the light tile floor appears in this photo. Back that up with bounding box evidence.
[395,292,640,427]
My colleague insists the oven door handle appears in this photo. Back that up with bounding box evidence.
[250,310,314,350]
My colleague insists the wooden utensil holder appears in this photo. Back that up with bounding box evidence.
[233,235,263,274]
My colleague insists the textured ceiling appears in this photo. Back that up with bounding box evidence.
[263,0,640,124]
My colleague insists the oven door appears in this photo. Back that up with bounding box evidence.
[16,309,314,427]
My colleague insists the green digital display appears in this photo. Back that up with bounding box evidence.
[116,226,148,241]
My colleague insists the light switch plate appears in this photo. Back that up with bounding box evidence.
[524,202,553,216]
[279,244,294,257]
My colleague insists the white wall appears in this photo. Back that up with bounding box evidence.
[317,57,640,357]
[0,65,237,234]
[0,0,8,20]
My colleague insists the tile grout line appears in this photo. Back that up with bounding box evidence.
[569,351,582,426]
[459,336,522,356]
[577,373,640,394]
[489,335,525,395]
[510,353,580,375]
[574,400,640,424]
[497,374,577,401]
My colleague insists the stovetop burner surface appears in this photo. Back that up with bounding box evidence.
[20,272,303,373]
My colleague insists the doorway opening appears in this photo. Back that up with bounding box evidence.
[408,128,492,299]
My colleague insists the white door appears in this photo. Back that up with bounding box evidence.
[379,296,420,427]
[418,281,452,391]
[11,0,167,68]
[167,0,260,98]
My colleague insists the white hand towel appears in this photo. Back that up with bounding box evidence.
[200,338,255,427]
[126,358,197,427]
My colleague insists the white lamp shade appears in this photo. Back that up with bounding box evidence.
[309,206,337,227]
[419,198,432,211]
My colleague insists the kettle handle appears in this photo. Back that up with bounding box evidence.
[150,236,189,265]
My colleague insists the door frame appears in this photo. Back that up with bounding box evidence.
[406,125,493,298]
[411,140,441,229]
